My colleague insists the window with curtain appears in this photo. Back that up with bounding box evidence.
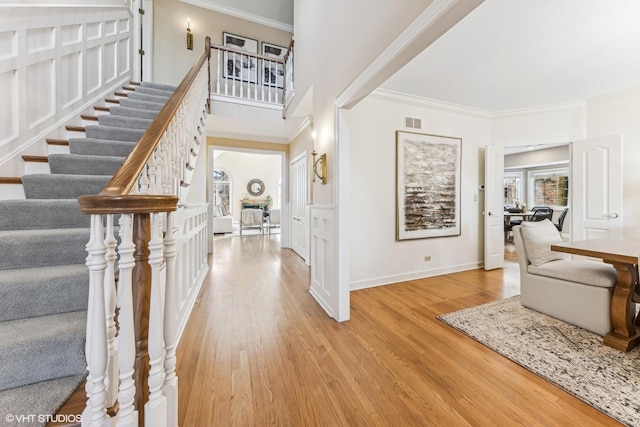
[212,169,232,215]
[528,168,569,207]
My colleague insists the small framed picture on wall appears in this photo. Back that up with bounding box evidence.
[262,42,286,88]
[223,32,258,84]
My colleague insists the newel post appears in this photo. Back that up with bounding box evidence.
[132,212,152,426]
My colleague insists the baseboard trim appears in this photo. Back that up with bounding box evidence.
[350,262,482,291]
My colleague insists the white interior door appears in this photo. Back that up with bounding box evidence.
[290,154,309,262]
[571,135,623,240]
[484,144,504,270]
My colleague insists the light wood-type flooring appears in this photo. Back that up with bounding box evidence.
[175,235,620,426]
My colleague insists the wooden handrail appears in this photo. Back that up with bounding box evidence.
[283,38,295,63]
[210,43,285,64]
[79,36,211,212]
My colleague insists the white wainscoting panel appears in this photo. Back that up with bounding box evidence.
[0,3,132,174]
[309,206,338,320]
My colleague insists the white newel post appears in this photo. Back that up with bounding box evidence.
[163,212,179,426]
[103,215,119,408]
[82,215,110,427]
[117,214,139,427]
[145,213,167,427]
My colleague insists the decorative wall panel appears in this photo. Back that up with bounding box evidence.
[61,25,82,46]
[0,70,17,145]
[104,20,117,36]
[0,4,132,172]
[118,39,129,76]
[26,59,55,128]
[61,52,82,108]
[86,46,102,94]
[0,31,16,59]
[87,22,102,40]
[104,42,117,83]
[27,27,54,54]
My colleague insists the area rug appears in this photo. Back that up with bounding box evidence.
[438,296,640,427]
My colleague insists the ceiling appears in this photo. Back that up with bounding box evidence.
[381,0,640,112]
[206,0,640,141]
[180,0,293,31]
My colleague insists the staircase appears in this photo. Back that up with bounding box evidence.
[0,82,176,426]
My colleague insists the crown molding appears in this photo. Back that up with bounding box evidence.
[492,101,586,118]
[369,88,492,119]
[287,115,311,143]
[179,0,293,33]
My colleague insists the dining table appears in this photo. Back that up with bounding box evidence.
[551,237,640,352]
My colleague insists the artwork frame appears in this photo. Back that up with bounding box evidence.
[396,130,462,240]
[261,42,286,88]
[223,32,259,84]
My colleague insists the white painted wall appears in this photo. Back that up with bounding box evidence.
[212,150,281,223]
[153,0,292,86]
[492,103,586,148]
[586,85,640,234]
[346,91,491,290]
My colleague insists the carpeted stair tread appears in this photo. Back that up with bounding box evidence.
[97,114,153,129]
[0,264,89,322]
[126,91,170,103]
[49,154,125,176]
[0,228,90,270]
[0,374,86,427]
[68,138,136,157]
[140,81,177,92]
[108,105,159,120]
[22,174,110,199]
[85,125,145,142]
[0,311,86,391]
[119,98,165,111]
[133,86,174,97]
[0,200,88,230]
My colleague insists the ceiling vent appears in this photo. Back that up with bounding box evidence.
[405,117,422,129]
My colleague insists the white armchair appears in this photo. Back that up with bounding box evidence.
[212,205,232,234]
[240,208,265,235]
[268,208,281,234]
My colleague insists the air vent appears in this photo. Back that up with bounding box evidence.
[405,117,422,129]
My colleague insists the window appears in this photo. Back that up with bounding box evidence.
[212,169,232,215]
[503,172,523,206]
[528,168,569,207]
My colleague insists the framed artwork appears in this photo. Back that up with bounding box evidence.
[396,130,462,240]
[223,32,258,84]
[262,42,286,88]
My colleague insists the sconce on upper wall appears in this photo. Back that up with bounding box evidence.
[311,149,326,185]
[186,18,193,50]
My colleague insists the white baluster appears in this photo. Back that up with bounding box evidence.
[163,212,179,426]
[103,215,118,409]
[232,52,237,98]
[145,213,167,427]
[216,48,221,94]
[82,214,110,427]
[116,214,138,427]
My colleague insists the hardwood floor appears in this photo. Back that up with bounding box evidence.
[175,235,620,426]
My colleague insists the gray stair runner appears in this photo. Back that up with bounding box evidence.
[0,82,174,425]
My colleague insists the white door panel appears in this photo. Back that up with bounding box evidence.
[572,135,622,241]
[484,144,504,270]
[290,154,309,262]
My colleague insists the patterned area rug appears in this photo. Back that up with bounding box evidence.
[438,296,640,427]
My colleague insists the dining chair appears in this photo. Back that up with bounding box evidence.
[530,207,553,222]
[555,208,569,231]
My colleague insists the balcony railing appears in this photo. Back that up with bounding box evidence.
[209,39,294,108]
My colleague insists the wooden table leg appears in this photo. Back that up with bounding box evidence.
[603,261,640,352]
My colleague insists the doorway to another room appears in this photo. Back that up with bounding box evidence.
[210,148,286,242]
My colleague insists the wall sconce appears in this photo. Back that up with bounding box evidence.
[311,150,326,185]
[186,18,193,50]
